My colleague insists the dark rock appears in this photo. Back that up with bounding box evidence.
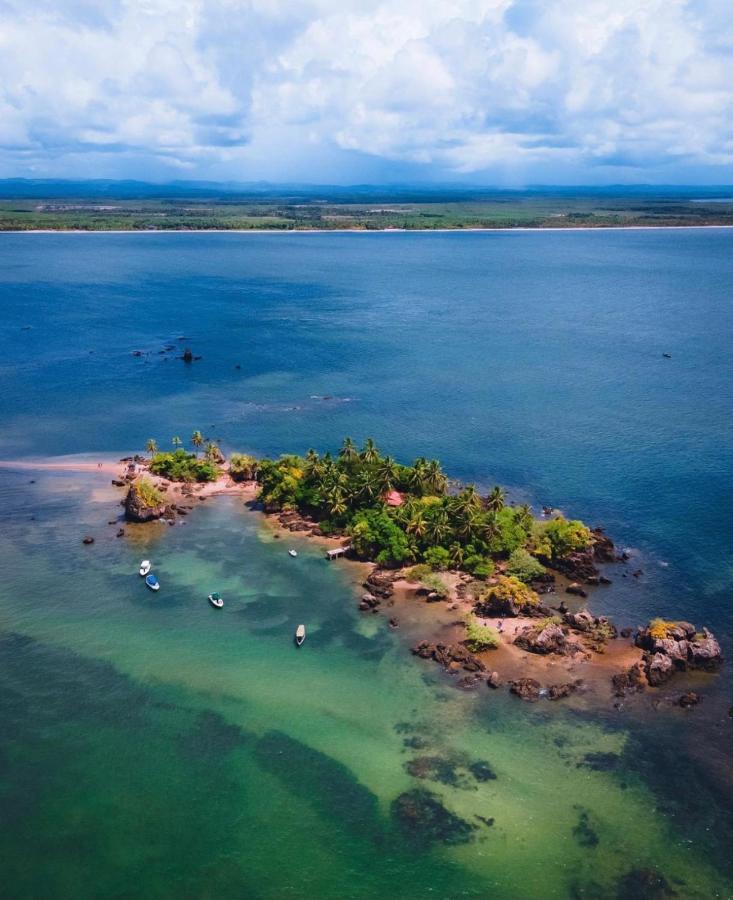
[547,680,583,700]
[182,347,194,362]
[389,617,399,628]
[406,756,462,785]
[111,479,125,487]
[677,692,701,708]
[599,575,612,585]
[620,627,633,638]
[564,608,595,632]
[116,528,124,538]
[636,621,722,681]
[572,809,599,847]
[410,641,485,673]
[456,674,482,690]
[468,760,497,781]
[475,815,495,828]
[391,788,477,847]
[616,867,676,899]
[580,752,619,772]
[131,350,143,357]
[689,629,723,671]
[612,663,646,697]
[124,482,167,523]
[359,592,380,611]
[82,536,94,545]
[510,678,541,701]
[591,527,616,562]
[486,671,503,689]
[549,548,600,583]
[566,582,588,598]
[364,570,395,599]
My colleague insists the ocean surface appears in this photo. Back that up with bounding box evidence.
[0,230,732,899]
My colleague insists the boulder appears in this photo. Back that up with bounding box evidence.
[677,692,701,708]
[591,527,616,562]
[547,680,582,701]
[124,482,167,523]
[486,671,503,690]
[564,609,595,632]
[689,629,722,671]
[510,678,541,702]
[566,582,588,598]
[514,622,574,655]
[636,620,722,682]
[82,536,94,545]
[364,570,395,599]
[646,653,674,687]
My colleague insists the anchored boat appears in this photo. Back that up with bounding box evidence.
[139,559,151,576]
[288,549,298,558]
[295,624,306,646]
[208,591,224,609]
[145,573,160,592]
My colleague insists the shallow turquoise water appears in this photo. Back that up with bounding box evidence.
[1,232,732,898]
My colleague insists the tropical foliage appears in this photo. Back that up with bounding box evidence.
[255,437,590,573]
[149,449,218,483]
[506,547,547,583]
[532,516,592,559]
[228,453,259,482]
[463,615,500,651]
[135,477,164,508]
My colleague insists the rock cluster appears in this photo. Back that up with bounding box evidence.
[513,621,585,657]
[635,620,722,686]
[364,570,395,599]
[611,662,646,697]
[411,641,486,673]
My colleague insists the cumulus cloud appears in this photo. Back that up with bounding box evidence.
[0,0,731,181]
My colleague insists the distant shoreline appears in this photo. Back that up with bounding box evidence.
[3,225,733,235]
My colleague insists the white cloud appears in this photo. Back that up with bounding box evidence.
[0,0,730,181]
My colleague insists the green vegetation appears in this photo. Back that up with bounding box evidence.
[532,516,592,559]
[506,547,547,582]
[149,449,218,483]
[475,575,541,613]
[463,615,500,652]
[228,453,259,482]
[255,437,572,574]
[135,477,164,508]
[420,574,449,599]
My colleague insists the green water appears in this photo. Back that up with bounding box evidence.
[0,471,729,899]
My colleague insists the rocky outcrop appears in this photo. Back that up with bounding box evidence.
[364,570,395,599]
[486,671,503,689]
[124,483,167,522]
[411,641,486,673]
[635,620,722,685]
[549,549,600,584]
[358,592,380,612]
[514,622,584,657]
[509,678,541,701]
[590,527,616,562]
[611,662,646,697]
[547,680,583,700]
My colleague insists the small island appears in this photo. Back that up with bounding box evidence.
[78,432,726,707]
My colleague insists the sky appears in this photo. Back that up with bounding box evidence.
[0,0,731,185]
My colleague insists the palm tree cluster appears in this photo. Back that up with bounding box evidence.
[257,437,535,570]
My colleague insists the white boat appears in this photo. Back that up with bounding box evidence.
[145,574,160,592]
[295,624,306,646]
[139,560,151,576]
[208,591,224,609]
[288,549,298,558]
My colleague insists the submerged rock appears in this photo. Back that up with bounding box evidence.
[677,692,701,708]
[510,678,542,701]
[616,867,676,899]
[612,662,646,697]
[547,680,583,700]
[486,671,503,689]
[391,788,476,848]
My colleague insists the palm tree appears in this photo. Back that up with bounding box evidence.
[425,459,447,494]
[452,485,482,517]
[406,509,428,539]
[427,509,451,545]
[376,456,398,492]
[354,469,378,503]
[327,490,348,518]
[191,430,204,451]
[338,437,358,464]
[360,437,380,464]
[449,542,465,567]
[145,438,158,455]
[408,457,429,494]
[486,486,506,513]
[172,436,182,451]
[204,441,220,462]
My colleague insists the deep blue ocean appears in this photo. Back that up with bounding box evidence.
[0,230,732,898]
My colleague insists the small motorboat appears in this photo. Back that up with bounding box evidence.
[139,560,151,576]
[295,624,306,646]
[288,549,298,558]
[208,591,224,609]
[145,574,160,592]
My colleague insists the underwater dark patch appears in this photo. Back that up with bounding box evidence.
[253,730,381,838]
[580,752,619,772]
[391,788,477,849]
[572,809,599,848]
